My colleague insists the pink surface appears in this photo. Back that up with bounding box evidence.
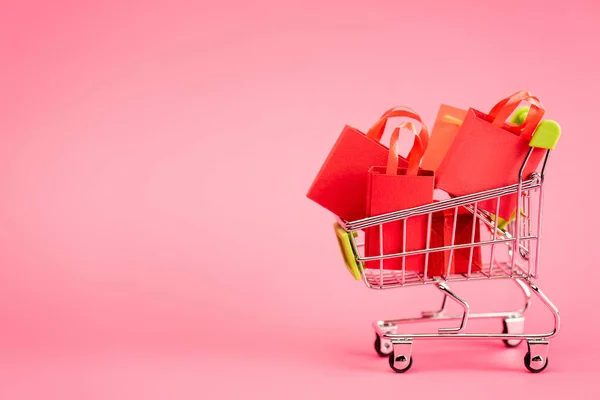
[1,0,599,398]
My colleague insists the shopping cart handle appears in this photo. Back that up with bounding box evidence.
[511,106,530,126]
[528,120,561,150]
[511,106,561,150]
[334,222,361,280]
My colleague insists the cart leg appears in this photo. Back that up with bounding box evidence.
[436,283,470,333]
[514,278,532,315]
[502,316,525,347]
[388,339,413,373]
[528,282,561,336]
[524,339,549,373]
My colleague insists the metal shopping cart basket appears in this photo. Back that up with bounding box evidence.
[334,144,560,373]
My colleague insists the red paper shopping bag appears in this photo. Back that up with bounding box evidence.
[307,107,428,222]
[364,123,434,271]
[428,207,482,277]
[435,91,546,220]
[421,104,467,172]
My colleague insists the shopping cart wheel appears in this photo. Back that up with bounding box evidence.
[502,318,524,348]
[388,353,413,373]
[524,352,549,373]
[374,334,393,357]
[524,340,550,373]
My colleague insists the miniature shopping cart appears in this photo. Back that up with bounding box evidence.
[334,146,560,373]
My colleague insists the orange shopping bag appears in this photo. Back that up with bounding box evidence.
[421,104,467,172]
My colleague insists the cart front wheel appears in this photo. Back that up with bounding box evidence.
[374,334,393,357]
[524,352,549,373]
[388,353,413,373]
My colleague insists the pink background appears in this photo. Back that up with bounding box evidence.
[1,0,598,398]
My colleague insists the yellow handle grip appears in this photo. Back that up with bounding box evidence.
[512,107,561,150]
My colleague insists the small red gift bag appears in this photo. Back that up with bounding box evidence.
[428,207,482,277]
[435,91,546,220]
[306,107,428,222]
[364,122,434,271]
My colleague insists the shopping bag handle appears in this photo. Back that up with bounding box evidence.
[366,106,429,151]
[386,122,424,176]
[488,91,545,141]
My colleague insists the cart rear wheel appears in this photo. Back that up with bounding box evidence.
[388,353,413,373]
[524,352,549,373]
[374,334,393,357]
[502,319,523,348]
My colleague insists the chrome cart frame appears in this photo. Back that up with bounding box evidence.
[336,148,560,373]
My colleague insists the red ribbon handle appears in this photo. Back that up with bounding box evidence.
[366,106,429,152]
[386,122,424,176]
[488,91,545,141]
